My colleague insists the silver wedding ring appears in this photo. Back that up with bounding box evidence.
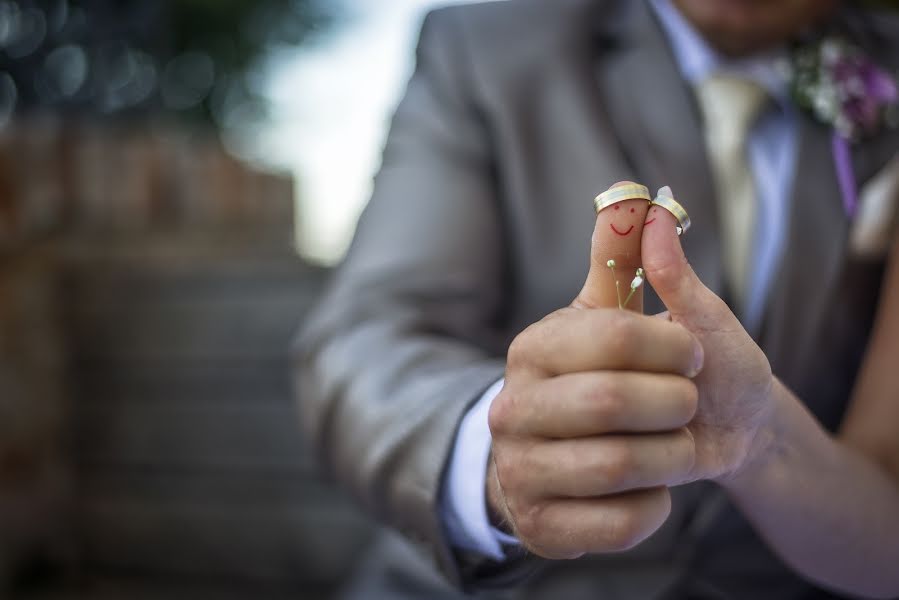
[651,190,691,236]
[593,183,651,214]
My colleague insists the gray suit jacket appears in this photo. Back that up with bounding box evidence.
[295,1,899,597]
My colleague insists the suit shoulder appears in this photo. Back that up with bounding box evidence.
[425,0,573,27]
[420,0,606,82]
[422,0,600,55]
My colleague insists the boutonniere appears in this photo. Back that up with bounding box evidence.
[789,38,899,217]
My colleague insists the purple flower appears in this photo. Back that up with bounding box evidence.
[862,62,899,103]
[791,38,899,218]
[837,59,898,136]
[792,38,899,140]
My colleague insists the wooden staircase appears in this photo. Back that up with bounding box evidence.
[0,121,377,599]
[53,238,375,599]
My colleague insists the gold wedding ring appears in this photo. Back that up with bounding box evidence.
[651,189,691,236]
[593,183,651,214]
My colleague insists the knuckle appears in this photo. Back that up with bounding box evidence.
[511,501,546,543]
[602,313,639,363]
[509,311,568,370]
[604,512,642,551]
[487,390,514,436]
[492,450,519,491]
[543,306,576,323]
[602,489,672,553]
[506,332,532,371]
[703,291,731,316]
[501,463,525,495]
[494,442,538,496]
[642,255,683,296]
[587,376,626,428]
[676,378,699,422]
[600,444,635,489]
[513,442,545,491]
[677,428,697,470]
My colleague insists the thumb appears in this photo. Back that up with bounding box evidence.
[641,186,725,323]
[573,181,650,312]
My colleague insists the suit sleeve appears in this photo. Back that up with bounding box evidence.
[292,8,510,585]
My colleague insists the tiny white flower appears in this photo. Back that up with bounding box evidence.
[813,93,837,121]
[821,39,842,64]
[630,270,644,290]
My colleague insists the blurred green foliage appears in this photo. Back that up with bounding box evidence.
[166,0,334,125]
[0,0,336,129]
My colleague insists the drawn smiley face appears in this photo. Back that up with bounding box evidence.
[607,198,650,237]
[643,205,660,227]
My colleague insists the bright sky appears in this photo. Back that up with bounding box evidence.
[260,0,478,264]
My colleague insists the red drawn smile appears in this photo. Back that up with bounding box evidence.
[643,218,656,226]
[610,224,634,236]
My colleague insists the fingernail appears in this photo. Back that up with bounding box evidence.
[690,338,705,377]
[610,180,636,189]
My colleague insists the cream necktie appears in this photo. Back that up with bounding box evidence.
[695,75,768,316]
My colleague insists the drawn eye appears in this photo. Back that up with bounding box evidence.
[614,205,620,211]
[630,207,635,213]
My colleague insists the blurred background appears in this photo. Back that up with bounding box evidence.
[0,0,469,598]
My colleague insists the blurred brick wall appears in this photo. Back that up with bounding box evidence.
[0,118,374,599]
[0,117,295,244]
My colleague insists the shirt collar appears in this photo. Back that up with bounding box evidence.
[649,0,791,104]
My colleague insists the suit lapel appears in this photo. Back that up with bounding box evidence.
[593,0,723,301]
[761,116,850,383]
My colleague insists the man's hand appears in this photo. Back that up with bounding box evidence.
[487,182,701,558]
[640,198,775,482]
[488,307,703,558]
[487,184,776,559]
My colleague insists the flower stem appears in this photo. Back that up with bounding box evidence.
[606,260,623,309]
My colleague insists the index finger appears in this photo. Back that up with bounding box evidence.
[512,308,704,378]
[573,181,651,312]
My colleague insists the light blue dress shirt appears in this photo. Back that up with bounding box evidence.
[440,0,799,559]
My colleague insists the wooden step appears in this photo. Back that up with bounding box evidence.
[74,401,317,473]
[73,360,294,407]
[77,493,373,584]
